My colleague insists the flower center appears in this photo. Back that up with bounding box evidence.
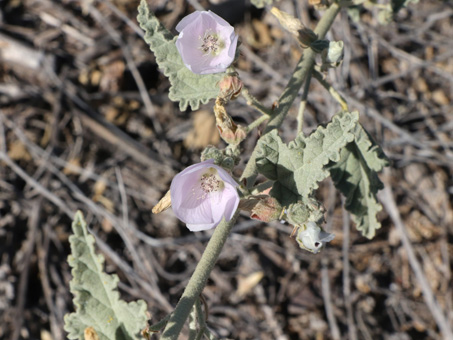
[199,168,224,196]
[199,30,225,56]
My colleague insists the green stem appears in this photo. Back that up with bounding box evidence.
[160,212,240,339]
[312,69,349,111]
[246,115,270,133]
[297,69,312,135]
[240,3,341,189]
[241,88,272,116]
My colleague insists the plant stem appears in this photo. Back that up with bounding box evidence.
[240,3,341,189]
[312,69,349,111]
[241,88,272,116]
[160,212,239,339]
[297,69,313,135]
[246,115,270,133]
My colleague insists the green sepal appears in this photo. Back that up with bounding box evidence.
[137,0,224,111]
[64,211,148,340]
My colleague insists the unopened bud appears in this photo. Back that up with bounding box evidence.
[321,41,344,70]
[295,221,335,254]
[201,146,224,163]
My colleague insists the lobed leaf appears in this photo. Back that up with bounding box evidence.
[64,211,148,340]
[256,111,359,207]
[328,124,389,239]
[137,0,224,111]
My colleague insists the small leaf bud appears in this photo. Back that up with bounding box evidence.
[221,157,235,171]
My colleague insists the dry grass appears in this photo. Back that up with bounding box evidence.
[0,0,452,339]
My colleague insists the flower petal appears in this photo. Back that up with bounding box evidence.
[175,10,238,74]
[170,159,239,231]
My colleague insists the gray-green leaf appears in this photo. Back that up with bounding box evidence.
[64,211,148,340]
[256,111,359,207]
[328,124,389,239]
[137,0,224,111]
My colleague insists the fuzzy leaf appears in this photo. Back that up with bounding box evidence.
[328,124,389,239]
[256,111,359,207]
[64,211,148,340]
[137,0,224,111]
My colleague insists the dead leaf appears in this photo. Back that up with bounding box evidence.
[184,110,219,149]
[236,271,264,298]
[84,327,99,340]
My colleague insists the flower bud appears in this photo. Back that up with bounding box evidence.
[221,157,235,171]
[201,146,224,164]
[321,41,344,70]
[295,221,335,254]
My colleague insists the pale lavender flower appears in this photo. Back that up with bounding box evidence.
[170,159,239,231]
[175,11,238,75]
[296,222,335,254]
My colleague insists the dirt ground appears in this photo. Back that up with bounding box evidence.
[1,0,452,339]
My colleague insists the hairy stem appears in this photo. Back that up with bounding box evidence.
[312,69,349,111]
[297,69,313,135]
[160,212,239,339]
[240,3,341,188]
[246,115,270,133]
[242,88,272,116]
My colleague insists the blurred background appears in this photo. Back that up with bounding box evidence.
[0,0,452,339]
